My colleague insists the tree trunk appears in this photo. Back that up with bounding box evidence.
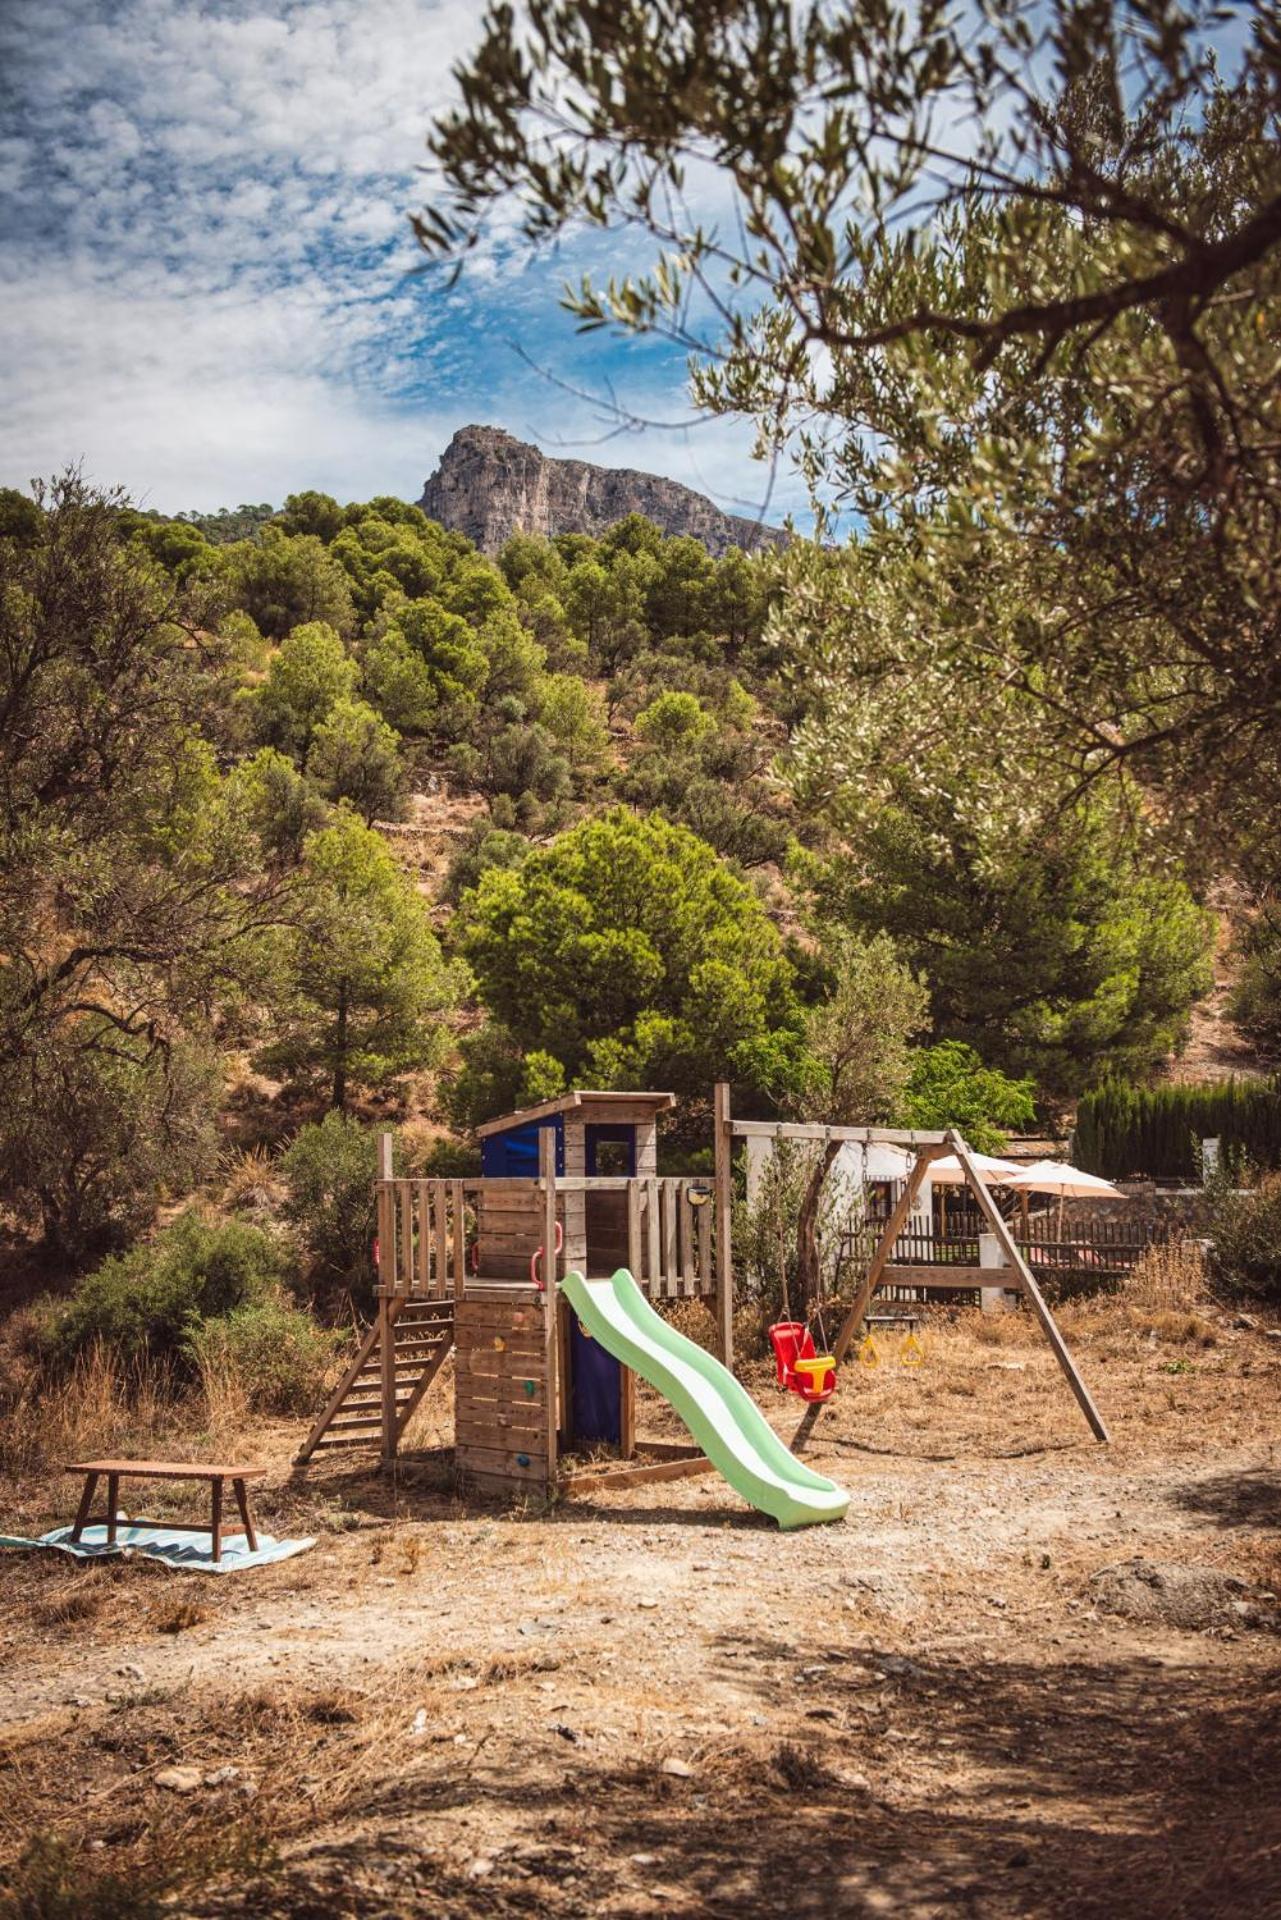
[331,982,348,1111]
[795,1139,842,1320]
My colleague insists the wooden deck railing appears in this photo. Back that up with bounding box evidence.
[629,1176,715,1300]
[376,1173,717,1300]
[378,1177,477,1298]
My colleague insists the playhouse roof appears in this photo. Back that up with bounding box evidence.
[476,1089,676,1138]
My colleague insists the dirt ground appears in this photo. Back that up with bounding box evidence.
[2,1305,1280,1919]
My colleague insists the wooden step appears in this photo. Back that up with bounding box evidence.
[353,1351,443,1382]
[355,1352,447,1376]
[336,1402,416,1418]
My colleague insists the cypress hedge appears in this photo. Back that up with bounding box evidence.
[1075,1078,1281,1180]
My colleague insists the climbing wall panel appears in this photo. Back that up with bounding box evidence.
[454,1290,551,1494]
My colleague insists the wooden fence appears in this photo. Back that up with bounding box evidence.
[841,1214,1174,1290]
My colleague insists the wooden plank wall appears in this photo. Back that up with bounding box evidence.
[475,1186,544,1282]
[454,1290,551,1495]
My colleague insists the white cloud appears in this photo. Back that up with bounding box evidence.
[0,0,802,523]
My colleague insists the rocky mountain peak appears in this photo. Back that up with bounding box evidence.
[418,424,786,558]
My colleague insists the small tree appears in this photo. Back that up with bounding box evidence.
[903,1042,1036,1153]
[310,696,404,824]
[634,690,714,750]
[0,1028,217,1265]
[280,1112,388,1303]
[792,930,928,1314]
[254,621,358,765]
[229,527,355,640]
[259,811,455,1109]
[456,807,806,1112]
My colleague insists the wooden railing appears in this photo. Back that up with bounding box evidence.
[378,1177,476,1299]
[376,1173,717,1300]
[630,1177,715,1300]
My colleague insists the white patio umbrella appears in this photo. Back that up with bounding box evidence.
[927,1152,1024,1186]
[925,1152,1024,1240]
[1001,1160,1125,1199]
[1001,1158,1126,1233]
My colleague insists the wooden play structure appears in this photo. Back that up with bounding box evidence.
[296,1085,1108,1489]
[297,1088,734,1492]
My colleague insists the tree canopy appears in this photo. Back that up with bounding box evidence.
[423,1,1281,873]
[456,808,807,1115]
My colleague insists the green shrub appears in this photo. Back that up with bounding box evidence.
[187,1299,343,1415]
[416,1135,483,1178]
[731,1140,846,1325]
[280,1112,389,1297]
[1204,1171,1281,1307]
[50,1212,294,1368]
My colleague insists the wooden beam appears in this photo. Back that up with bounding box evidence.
[713,1080,734,1368]
[560,1454,714,1493]
[540,1127,559,1489]
[792,1143,947,1453]
[947,1131,1111,1445]
[730,1119,948,1146]
[377,1134,398,1463]
[878,1264,986,1287]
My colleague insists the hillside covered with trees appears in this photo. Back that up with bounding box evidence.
[0,467,1231,1289]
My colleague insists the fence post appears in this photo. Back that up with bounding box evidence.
[714,1081,734,1368]
[978,1231,1016,1315]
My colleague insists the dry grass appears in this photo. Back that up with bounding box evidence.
[1059,1242,1219,1349]
[1122,1239,1208,1310]
[663,1297,720,1349]
[0,1344,180,1480]
[218,1144,282,1212]
[149,1596,211,1635]
[190,1340,255,1449]
[32,1578,105,1628]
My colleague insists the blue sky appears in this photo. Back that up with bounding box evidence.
[0,0,799,522]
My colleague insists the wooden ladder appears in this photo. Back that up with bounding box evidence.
[295,1299,455,1465]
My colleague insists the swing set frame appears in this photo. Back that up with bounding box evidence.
[726,1106,1110,1451]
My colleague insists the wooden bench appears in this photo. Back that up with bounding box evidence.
[65,1460,266,1565]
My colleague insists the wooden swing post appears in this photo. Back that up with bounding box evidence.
[946,1131,1110,1445]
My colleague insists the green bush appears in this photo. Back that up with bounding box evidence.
[49,1212,294,1368]
[280,1112,390,1297]
[1204,1171,1281,1307]
[187,1299,343,1415]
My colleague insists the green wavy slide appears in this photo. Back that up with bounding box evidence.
[560,1268,850,1530]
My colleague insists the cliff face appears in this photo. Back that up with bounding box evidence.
[418,425,786,557]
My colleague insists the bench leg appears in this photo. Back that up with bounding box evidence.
[232,1478,258,1554]
[106,1473,120,1546]
[210,1477,223,1564]
[70,1472,98,1543]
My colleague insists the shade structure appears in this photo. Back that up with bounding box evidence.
[1001,1160,1126,1199]
[927,1152,1024,1186]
